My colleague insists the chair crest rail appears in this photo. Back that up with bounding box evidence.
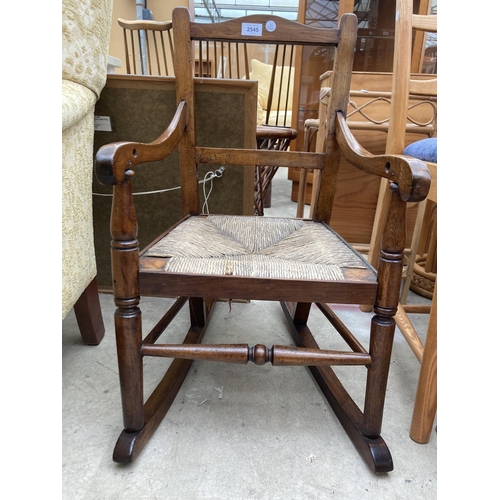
[189,14,341,46]
[118,18,173,31]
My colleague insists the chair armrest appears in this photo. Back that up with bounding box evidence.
[95,101,188,185]
[335,112,431,202]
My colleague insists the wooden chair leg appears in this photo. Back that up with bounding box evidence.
[363,315,395,438]
[113,297,213,463]
[73,277,105,345]
[410,288,437,444]
[367,178,391,270]
[115,299,144,434]
[400,199,427,304]
[395,305,424,361]
[424,210,437,274]
[297,124,313,218]
[281,301,393,473]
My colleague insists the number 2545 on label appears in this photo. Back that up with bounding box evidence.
[241,23,262,36]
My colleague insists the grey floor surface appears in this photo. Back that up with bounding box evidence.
[62,169,437,499]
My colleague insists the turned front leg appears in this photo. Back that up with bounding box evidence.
[363,185,406,438]
[111,182,144,432]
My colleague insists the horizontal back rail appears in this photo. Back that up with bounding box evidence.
[118,18,173,32]
[408,78,437,96]
[412,14,437,33]
[190,14,340,46]
[195,146,324,170]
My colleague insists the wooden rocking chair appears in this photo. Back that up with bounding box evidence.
[95,7,430,472]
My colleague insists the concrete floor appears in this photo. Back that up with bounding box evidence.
[62,169,437,499]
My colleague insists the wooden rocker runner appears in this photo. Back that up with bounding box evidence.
[95,7,430,473]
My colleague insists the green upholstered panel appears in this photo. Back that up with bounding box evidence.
[92,75,257,289]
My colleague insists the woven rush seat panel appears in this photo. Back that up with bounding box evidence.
[143,215,370,281]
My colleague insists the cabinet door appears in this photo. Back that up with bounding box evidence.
[292,0,433,150]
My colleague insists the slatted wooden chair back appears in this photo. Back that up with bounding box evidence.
[386,5,437,157]
[367,0,437,267]
[172,8,360,221]
[192,39,295,129]
[118,18,174,76]
[185,19,304,216]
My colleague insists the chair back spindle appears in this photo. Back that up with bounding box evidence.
[118,18,174,76]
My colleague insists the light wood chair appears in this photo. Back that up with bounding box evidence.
[95,6,431,471]
[366,0,437,444]
[118,18,174,76]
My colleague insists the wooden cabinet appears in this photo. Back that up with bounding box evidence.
[290,0,433,153]
[287,0,436,244]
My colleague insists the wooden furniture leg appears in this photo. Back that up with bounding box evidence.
[400,199,427,303]
[114,297,214,463]
[74,277,105,345]
[281,301,393,473]
[309,169,321,217]
[409,287,437,443]
[395,305,424,361]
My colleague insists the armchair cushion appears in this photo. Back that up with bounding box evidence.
[249,59,295,112]
[62,80,96,131]
[62,109,98,318]
[403,137,437,163]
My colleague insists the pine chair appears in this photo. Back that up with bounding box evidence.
[118,18,174,76]
[365,0,437,443]
[95,7,430,471]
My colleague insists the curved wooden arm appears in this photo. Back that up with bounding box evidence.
[95,101,187,185]
[335,112,431,202]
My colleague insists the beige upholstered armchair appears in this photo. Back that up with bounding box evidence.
[62,0,113,344]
